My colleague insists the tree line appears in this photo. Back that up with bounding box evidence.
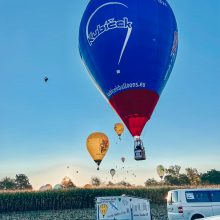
[145,166,220,186]
[0,174,32,190]
[1,167,219,190]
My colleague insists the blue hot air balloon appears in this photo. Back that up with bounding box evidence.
[79,0,178,160]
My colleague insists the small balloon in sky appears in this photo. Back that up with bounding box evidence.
[114,123,124,140]
[110,169,116,178]
[44,76,48,82]
[121,157,125,163]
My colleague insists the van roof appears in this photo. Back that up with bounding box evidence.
[168,188,220,192]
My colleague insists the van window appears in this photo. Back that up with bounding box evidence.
[210,191,220,202]
[172,191,178,203]
[167,191,178,204]
[185,191,210,203]
[167,192,171,203]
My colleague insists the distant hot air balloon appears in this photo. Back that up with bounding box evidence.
[86,132,109,170]
[54,184,63,190]
[114,123,124,140]
[44,76,48,82]
[121,157,125,163]
[79,0,178,160]
[157,165,165,180]
[39,184,52,191]
[121,157,125,168]
[84,184,92,189]
[110,169,116,178]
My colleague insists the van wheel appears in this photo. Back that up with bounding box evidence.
[191,214,204,220]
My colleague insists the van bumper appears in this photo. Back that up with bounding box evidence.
[168,213,188,220]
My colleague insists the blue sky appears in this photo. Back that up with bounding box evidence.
[0,0,219,189]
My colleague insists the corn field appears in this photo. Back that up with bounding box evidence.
[0,185,219,213]
[0,187,171,212]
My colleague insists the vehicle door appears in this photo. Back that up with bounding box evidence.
[167,190,180,220]
[185,190,213,217]
[210,190,220,215]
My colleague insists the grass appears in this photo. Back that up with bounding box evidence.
[0,209,96,220]
[0,204,167,220]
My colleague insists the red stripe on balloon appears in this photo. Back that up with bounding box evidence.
[109,89,159,137]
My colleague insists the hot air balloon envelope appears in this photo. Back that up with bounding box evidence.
[121,157,125,163]
[86,132,109,170]
[114,123,124,138]
[79,0,178,138]
[157,165,165,179]
[110,168,116,177]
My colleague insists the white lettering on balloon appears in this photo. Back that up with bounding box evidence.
[88,17,132,46]
[157,0,167,7]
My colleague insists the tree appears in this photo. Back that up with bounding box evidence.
[0,177,16,190]
[185,167,200,185]
[164,175,179,185]
[117,181,131,187]
[91,176,101,187]
[178,174,190,185]
[200,169,220,185]
[144,178,158,186]
[166,165,181,177]
[15,174,32,190]
[106,181,114,186]
[61,177,76,188]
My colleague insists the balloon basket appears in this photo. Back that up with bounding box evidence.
[134,139,146,161]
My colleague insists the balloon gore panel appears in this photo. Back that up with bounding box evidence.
[110,89,159,136]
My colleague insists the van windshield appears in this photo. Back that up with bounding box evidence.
[185,191,210,202]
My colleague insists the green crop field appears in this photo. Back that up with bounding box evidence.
[0,186,218,219]
[0,187,172,212]
[0,204,168,220]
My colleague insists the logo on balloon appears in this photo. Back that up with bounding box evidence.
[87,17,132,46]
[86,2,133,67]
[100,140,109,154]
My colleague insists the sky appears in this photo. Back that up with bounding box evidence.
[0,0,219,189]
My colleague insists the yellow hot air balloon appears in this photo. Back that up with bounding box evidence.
[157,165,165,180]
[114,123,124,140]
[86,132,109,170]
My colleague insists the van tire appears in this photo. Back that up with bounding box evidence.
[191,214,204,220]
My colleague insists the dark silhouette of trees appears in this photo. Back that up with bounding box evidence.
[185,167,200,185]
[0,177,16,190]
[200,169,220,185]
[178,174,190,185]
[15,174,32,190]
[117,181,131,187]
[144,178,158,186]
[91,176,101,187]
[166,165,181,177]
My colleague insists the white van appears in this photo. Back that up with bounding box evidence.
[167,188,220,220]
